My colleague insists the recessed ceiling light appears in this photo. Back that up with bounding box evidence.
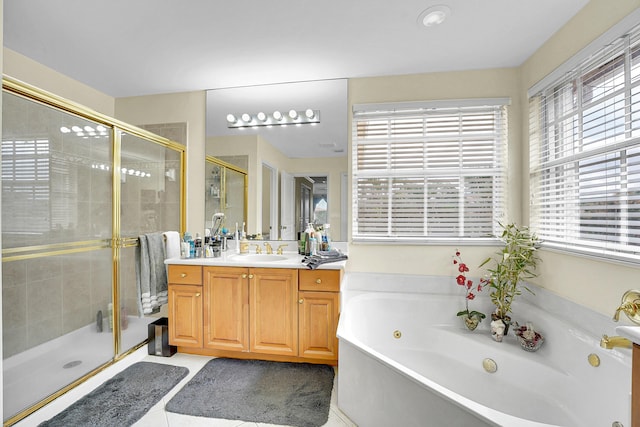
[418,5,451,27]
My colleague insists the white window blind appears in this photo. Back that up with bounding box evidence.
[529,24,640,263]
[352,101,507,242]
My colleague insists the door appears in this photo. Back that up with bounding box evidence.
[168,284,203,348]
[203,266,250,352]
[280,171,295,240]
[250,268,298,356]
[299,291,339,360]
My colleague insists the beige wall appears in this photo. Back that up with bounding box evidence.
[517,0,640,315]
[115,92,206,236]
[3,48,115,116]
[346,68,522,284]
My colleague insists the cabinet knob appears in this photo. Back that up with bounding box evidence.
[298,298,304,304]
[248,274,254,279]
[195,292,201,297]
[181,273,187,278]
[242,273,247,279]
[315,278,322,284]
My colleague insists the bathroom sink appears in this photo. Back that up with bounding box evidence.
[229,254,288,263]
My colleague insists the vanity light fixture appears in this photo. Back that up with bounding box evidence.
[418,5,451,27]
[225,109,320,128]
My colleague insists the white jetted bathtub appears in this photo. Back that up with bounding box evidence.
[337,272,632,427]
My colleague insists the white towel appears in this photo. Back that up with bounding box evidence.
[163,231,181,260]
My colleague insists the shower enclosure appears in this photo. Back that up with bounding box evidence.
[1,78,185,425]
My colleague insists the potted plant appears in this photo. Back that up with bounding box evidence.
[452,249,485,331]
[479,223,540,338]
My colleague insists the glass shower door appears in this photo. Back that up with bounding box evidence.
[118,130,183,356]
[2,91,114,420]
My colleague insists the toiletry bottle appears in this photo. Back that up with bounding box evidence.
[181,232,191,258]
[323,223,331,251]
[194,233,203,258]
[240,230,249,254]
[304,223,315,256]
[234,222,240,254]
[189,236,195,258]
[309,236,317,256]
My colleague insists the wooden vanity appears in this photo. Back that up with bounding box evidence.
[166,259,342,365]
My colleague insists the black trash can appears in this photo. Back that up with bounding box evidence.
[148,317,177,357]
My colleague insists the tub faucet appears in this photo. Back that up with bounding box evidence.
[600,334,632,350]
[612,290,640,324]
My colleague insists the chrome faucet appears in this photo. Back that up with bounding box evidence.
[264,242,273,254]
[600,334,632,350]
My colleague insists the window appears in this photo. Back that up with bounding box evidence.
[352,100,508,242]
[529,27,640,262]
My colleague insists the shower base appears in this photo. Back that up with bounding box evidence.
[3,316,152,421]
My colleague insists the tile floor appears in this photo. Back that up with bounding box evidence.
[15,347,357,427]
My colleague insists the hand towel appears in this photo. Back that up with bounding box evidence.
[163,231,181,260]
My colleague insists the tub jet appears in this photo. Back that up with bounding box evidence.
[482,358,497,373]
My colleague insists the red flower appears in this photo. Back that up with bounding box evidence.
[467,292,476,300]
[466,280,473,289]
[455,251,461,256]
[458,263,469,273]
[477,284,483,292]
[456,275,466,285]
[453,259,458,264]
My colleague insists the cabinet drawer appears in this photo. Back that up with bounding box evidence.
[168,265,202,285]
[299,269,341,292]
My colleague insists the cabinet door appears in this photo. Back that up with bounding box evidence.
[203,266,250,351]
[250,268,298,356]
[168,284,203,348]
[299,291,339,360]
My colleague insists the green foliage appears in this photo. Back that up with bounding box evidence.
[479,223,540,319]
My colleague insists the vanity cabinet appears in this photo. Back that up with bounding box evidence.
[298,270,341,360]
[167,263,340,364]
[203,266,298,356]
[168,265,203,348]
[203,266,249,352]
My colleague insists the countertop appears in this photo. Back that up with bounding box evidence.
[616,325,640,345]
[164,251,346,270]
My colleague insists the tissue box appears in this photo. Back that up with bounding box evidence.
[147,317,177,357]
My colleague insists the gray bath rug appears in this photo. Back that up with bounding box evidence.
[38,361,189,427]
[166,358,335,427]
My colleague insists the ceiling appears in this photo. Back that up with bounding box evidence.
[4,0,589,157]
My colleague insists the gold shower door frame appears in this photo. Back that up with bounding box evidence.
[1,77,186,426]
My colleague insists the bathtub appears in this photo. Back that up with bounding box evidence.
[336,272,632,427]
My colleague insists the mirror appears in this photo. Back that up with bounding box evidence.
[205,79,348,240]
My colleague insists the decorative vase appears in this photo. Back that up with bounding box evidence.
[490,319,506,342]
[514,323,544,352]
[461,313,481,331]
[491,313,511,335]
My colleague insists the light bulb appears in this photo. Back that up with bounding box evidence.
[288,109,298,120]
[273,111,283,121]
[305,109,315,119]
[226,114,237,123]
[241,113,251,123]
[257,112,267,122]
